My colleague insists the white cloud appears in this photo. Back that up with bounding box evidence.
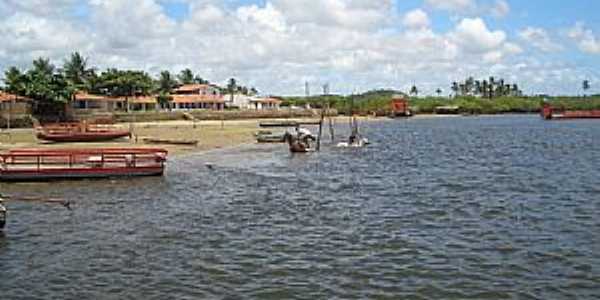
[426,0,510,18]
[403,9,430,29]
[1,0,593,96]
[1,0,80,17]
[518,27,562,52]
[450,18,506,52]
[491,0,510,18]
[568,22,600,54]
[425,0,475,12]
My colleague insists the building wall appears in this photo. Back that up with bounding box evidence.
[0,101,31,116]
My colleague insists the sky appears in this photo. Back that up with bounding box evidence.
[1,0,600,96]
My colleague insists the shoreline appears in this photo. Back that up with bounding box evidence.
[0,114,525,156]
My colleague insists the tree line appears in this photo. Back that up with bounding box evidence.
[1,52,258,118]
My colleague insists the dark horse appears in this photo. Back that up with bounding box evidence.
[283,131,315,153]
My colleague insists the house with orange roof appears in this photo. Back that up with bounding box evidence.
[71,91,126,113]
[71,92,159,114]
[0,91,32,117]
[170,84,225,110]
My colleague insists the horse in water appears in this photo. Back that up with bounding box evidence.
[283,131,314,153]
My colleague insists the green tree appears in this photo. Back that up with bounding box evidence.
[583,80,590,96]
[227,78,237,103]
[178,69,195,85]
[156,70,177,110]
[3,67,26,96]
[451,82,459,97]
[99,69,153,112]
[409,85,418,97]
[194,75,209,84]
[63,52,92,88]
[157,70,177,94]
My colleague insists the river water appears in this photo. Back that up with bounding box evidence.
[1,115,599,299]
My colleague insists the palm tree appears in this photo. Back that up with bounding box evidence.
[583,80,590,96]
[3,67,26,96]
[157,71,177,94]
[178,69,195,85]
[409,85,418,97]
[436,88,442,97]
[451,82,459,97]
[32,57,55,77]
[250,87,258,96]
[156,71,177,110]
[227,78,237,103]
[63,52,91,87]
[193,75,208,84]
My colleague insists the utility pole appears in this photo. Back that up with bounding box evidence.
[305,81,310,98]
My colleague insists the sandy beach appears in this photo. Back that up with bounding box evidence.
[0,116,391,156]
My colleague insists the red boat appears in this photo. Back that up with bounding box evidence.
[541,104,600,120]
[36,122,131,142]
[0,148,167,181]
[390,96,412,117]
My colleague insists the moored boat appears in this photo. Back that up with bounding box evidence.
[390,95,412,117]
[541,103,600,120]
[0,148,167,181]
[255,130,286,143]
[36,122,131,142]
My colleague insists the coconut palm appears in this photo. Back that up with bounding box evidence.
[178,69,195,85]
[451,82,459,97]
[583,80,590,96]
[3,67,26,95]
[409,85,418,97]
[63,52,92,87]
[436,88,443,97]
[227,78,237,103]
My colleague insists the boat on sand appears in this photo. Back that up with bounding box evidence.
[36,122,131,143]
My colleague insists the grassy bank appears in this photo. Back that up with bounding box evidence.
[283,92,600,115]
[72,108,331,124]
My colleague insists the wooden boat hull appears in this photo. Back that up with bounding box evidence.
[0,167,164,182]
[541,104,600,120]
[0,148,167,182]
[36,131,131,142]
[143,138,198,146]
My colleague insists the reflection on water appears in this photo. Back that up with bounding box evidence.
[1,115,600,299]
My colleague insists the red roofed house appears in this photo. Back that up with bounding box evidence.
[71,91,125,113]
[171,84,224,110]
[71,92,159,114]
[0,91,32,118]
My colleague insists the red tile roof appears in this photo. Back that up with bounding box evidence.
[0,91,31,102]
[174,84,214,93]
[171,95,225,104]
[74,91,122,102]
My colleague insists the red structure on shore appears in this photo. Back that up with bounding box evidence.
[541,103,600,120]
[0,148,167,181]
[390,96,412,117]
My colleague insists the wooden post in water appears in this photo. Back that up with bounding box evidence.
[316,97,326,151]
[327,103,335,142]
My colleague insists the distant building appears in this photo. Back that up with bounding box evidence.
[171,84,225,110]
[71,91,124,113]
[0,91,32,117]
[248,97,282,110]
